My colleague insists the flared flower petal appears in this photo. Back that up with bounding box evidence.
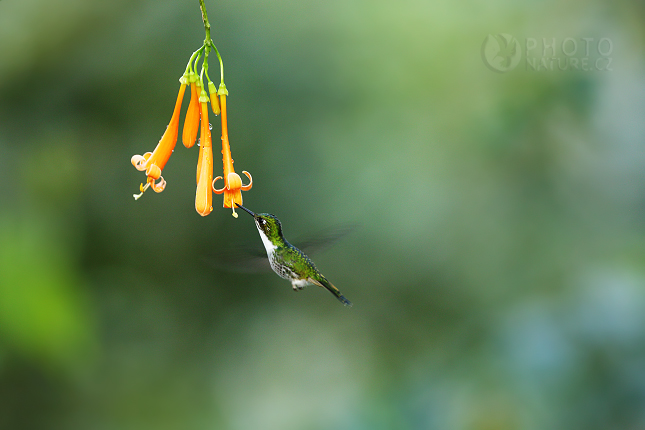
[149,175,166,193]
[131,152,152,171]
[146,163,161,180]
[240,170,253,191]
[212,170,253,216]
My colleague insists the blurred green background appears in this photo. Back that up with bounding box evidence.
[1,0,645,429]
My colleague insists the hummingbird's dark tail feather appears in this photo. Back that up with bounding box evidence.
[312,278,352,307]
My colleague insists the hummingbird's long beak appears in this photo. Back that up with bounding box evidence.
[235,203,256,217]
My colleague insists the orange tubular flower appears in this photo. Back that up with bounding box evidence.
[195,100,213,216]
[212,89,252,218]
[182,78,200,148]
[132,83,187,199]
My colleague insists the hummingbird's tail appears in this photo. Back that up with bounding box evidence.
[312,277,352,307]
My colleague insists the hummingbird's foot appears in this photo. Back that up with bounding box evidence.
[291,280,308,291]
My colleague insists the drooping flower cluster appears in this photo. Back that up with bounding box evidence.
[130,40,252,217]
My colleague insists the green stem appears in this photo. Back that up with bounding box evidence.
[198,0,211,42]
[212,46,224,84]
[198,0,224,85]
[184,46,204,76]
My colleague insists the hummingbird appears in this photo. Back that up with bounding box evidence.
[236,203,352,307]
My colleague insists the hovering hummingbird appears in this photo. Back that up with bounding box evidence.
[236,203,352,307]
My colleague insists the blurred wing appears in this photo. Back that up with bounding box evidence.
[291,223,356,255]
[205,224,356,273]
[203,244,270,273]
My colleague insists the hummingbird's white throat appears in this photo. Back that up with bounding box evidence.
[256,222,277,256]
